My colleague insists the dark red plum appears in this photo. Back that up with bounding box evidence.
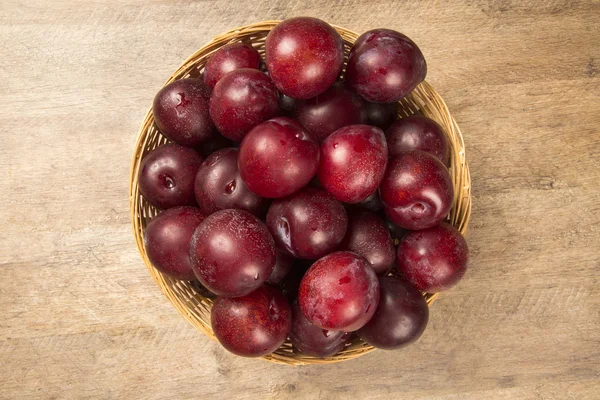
[266,250,294,285]
[346,29,427,103]
[293,83,364,142]
[209,68,280,142]
[387,115,450,166]
[362,101,398,130]
[238,117,320,198]
[266,188,348,259]
[144,207,205,280]
[265,17,344,99]
[340,211,395,276]
[279,94,296,116]
[357,276,429,349]
[386,219,409,243]
[345,191,384,214]
[318,125,388,203]
[290,302,351,357]
[397,223,468,292]
[194,148,268,217]
[138,144,203,209]
[203,43,261,89]
[190,209,276,297]
[380,150,453,230]
[153,78,214,146]
[298,251,380,331]
[358,191,384,213]
[211,285,291,357]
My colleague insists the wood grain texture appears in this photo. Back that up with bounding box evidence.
[0,0,599,399]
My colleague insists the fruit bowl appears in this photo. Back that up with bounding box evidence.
[129,20,472,365]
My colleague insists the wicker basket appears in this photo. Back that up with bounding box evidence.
[129,21,472,366]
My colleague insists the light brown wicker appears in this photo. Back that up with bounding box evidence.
[129,21,472,366]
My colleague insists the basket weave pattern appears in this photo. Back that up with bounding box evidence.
[129,21,472,365]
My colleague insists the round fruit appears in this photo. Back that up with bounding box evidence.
[238,117,320,198]
[298,251,380,331]
[279,94,296,116]
[345,191,384,215]
[380,150,453,230]
[211,285,292,357]
[340,211,395,276]
[209,68,279,142]
[345,29,427,103]
[190,209,276,297]
[266,250,294,285]
[397,222,468,292]
[153,78,214,146]
[194,148,268,217]
[357,191,384,213]
[386,219,408,243]
[265,17,344,99]
[357,276,429,349]
[266,188,348,259]
[203,43,261,89]
[387,115,450,166]
[293,83,364,142]
[362,101,398,130]
[144,207,205,280]
[138,144,203,209]
[290,302,350,357]
[318,125,388,203]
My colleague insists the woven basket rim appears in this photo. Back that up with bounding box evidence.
[129,20,472,366]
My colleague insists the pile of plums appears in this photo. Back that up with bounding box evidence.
[140,17,469,358]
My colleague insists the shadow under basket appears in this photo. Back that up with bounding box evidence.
[129,21,472,366]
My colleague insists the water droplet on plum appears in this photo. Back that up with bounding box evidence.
[225,179,236,194]
[163,175,175,189]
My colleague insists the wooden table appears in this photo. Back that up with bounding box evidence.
[1,1,599,399]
